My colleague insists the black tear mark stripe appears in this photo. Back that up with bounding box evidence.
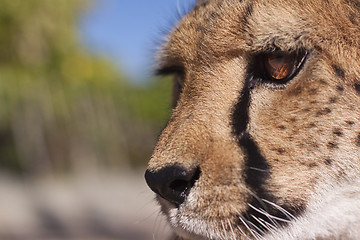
[232,77,251,137]
[232,75,268,192]
[231,75,302,232]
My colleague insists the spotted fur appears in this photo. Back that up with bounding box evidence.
[146,0,360,239]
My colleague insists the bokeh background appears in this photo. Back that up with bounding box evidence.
[0,0,195,239]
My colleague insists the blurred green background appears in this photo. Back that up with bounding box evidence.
[0,0,175,176]
[0,0,198,239]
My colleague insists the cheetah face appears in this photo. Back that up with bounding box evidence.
[145,0,360,239]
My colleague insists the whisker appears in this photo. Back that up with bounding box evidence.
[262,199,295,220]
[176,0,182,17]
[249,167,268,172]
[241,187,272,215]
[248,203,278,227]
[238,214,260,240]
[221,220,229,240]
[227,219,237,240]
[230,204,256,239]
[152,210,162,240]
[236,225,248,238]
[250,214,275,233]
[158,214,170,239]
[247,219,266,236]
[248,203,289,224]
[134,207,161,225]
[202,187,220,220]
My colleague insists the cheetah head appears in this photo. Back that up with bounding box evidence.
[145,0,360,239]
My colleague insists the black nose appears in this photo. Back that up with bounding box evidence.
[145,166,200,206]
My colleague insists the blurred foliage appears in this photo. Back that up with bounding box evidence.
[0,0,172,175]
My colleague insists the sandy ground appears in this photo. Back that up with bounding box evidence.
[0,169,173,240]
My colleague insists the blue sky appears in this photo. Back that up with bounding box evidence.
[79,0,196,82]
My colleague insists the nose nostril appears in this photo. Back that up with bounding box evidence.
[145,166,201,206]
[169,179,189,193]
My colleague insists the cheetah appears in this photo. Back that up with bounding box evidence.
[145,0,360,239]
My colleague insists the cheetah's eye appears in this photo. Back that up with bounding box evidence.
[259,51,307,83]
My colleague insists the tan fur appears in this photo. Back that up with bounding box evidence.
[146,0,360,239]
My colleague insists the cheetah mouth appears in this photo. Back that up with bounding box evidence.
[157,191,301,240]
[156,197,204,239]
[157,194,226,239]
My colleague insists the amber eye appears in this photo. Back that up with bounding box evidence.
[262,51,307,82]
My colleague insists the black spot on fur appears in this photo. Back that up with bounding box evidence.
[329,96,338,103]
[186,113,194,120]
[309,123,316,128]
[311,142,319,149]
[319,79,328,85]
[290,117,297,122]
[332,64,345,79]
[354,83,360,94]
[333,128,343,137]
[308,162,318,168]
[308,88,318,95]
[346,120,355,125]
[278,125,286,130]
[337,85,344,92]
[276,148,286,155]
[324,158,333,165]
[297,143,305,148]
[357,133,360,147]
[316,108,332,116]
[327,141,338,149]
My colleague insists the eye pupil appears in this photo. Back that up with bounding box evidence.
[265,53,295,80]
